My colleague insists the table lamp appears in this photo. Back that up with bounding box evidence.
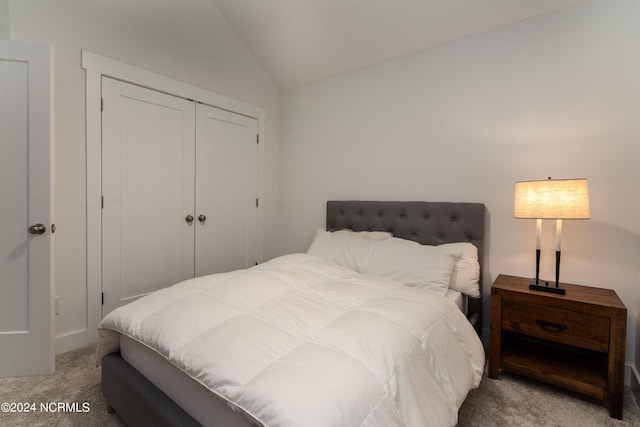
[513,177,590,294]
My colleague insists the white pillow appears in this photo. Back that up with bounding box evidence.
[442,242,480,298]
[307,228,365,272]
[307,229,460,296]
[360,237,460,296]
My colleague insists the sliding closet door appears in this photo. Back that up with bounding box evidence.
[101,78,196,316]
[195,104,258,277]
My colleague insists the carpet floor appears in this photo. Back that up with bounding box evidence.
[458,369,640,426]
[1,345,639,426]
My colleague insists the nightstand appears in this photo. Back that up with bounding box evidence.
[488,274,627,419]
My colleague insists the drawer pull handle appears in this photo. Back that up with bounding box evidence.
[535,319,567,333]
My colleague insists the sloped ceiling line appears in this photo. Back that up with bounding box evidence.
[211,0,586,90]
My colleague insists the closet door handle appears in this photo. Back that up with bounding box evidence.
[198,215,207,222]
[185,215,194,223]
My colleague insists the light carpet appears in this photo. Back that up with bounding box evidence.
[1,345,639,426]
[458,368,640,426]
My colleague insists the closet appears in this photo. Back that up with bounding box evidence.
[101,77,258,316]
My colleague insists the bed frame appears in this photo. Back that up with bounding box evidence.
[102,201,486,426]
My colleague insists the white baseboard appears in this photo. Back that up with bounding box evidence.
[628,363,640,402]
[55,328,98,355]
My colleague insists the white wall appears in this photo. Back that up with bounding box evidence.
[0,0,8,38]
[7,0,280,351]
[279,0,640,370]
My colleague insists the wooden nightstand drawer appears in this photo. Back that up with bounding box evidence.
[502,299,609,352]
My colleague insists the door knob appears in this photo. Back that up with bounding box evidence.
[198,215,207,222]
[28,223,47,235]
[185,215,194,223]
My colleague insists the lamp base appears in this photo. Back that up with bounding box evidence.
[529,281,566,295]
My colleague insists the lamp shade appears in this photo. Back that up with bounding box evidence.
[514,178,590,220]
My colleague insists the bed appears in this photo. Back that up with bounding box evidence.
[98,200,486,427]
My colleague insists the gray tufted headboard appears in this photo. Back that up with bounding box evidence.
[326,201,485,335]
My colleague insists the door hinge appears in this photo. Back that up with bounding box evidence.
[101,292,104,305]
[101,196,104,209]
[256,134,259,144]
[255,198,259,208]
[101,97,104,112]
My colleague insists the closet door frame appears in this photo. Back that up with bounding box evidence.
[79,51,266,352]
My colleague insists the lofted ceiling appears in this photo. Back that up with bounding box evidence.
[211,0,586,90]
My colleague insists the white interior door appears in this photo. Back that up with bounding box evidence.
[195,104,258,276]
[101,77,195,316]
[0,41,54,377]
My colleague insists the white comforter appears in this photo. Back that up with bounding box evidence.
[98,253,484,427]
